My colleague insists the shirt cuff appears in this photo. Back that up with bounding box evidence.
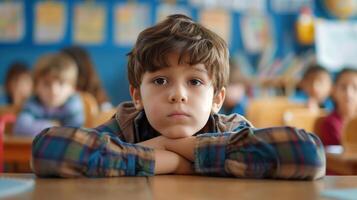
[194,133,231,175]
[130,144,156,176]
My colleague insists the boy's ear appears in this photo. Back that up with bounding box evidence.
[129,85,143,110]
[212,87,226,113]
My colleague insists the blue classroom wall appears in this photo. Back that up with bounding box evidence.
[0,0,318,105]
[0,46,132,106]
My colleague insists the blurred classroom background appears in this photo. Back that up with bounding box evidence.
[1,0,357,174]
[2,0,356,105]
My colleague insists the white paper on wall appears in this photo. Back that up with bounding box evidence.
[315,19,357,71]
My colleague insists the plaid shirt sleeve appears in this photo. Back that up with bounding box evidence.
[31,118,155,177]
[194,126,326,180]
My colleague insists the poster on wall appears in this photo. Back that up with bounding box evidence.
[189,0,231,9]
[0,2,24,42]
[240,14,272,54]
[114,3,151,46]
[315,19,357,71]
[73,3,106,44]
[199,9,231,44]
[156,4,191,22]
[271,0,312,13]
[34,1,66,44]
[189,0,266,12]
[231,0,266,13]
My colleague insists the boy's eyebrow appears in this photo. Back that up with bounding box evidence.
[191,65,208,74]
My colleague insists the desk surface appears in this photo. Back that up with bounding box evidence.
[3,135,32,164]
[2,174,357,200]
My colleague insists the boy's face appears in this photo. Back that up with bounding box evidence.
[306,72,332,103]
[131,53,225,139]
[333,72,357,115]
[10,73,33,104]
[36,74,75,108]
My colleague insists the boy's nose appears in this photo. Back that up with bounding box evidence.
[168,86,188,103]
[346,85,356,98]
[49,83,61,93]
[169,96,187,103]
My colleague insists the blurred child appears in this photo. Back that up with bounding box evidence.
[13,53,84,137]
[220,61,248,116]
[61,46,112,111]
[319,68,357,145]
[4,62,33,110]
[292,64,333,111]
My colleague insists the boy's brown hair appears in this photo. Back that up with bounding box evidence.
[301,64,329,82]
[33,53,78,86]
[127,14,229,92]
[5,62,31,95]
[335,67,357,84]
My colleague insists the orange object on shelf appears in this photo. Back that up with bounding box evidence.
[296,6,314,45]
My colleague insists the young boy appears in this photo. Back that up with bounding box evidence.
[292,65,333,111]
[4,61,33,110]
[14,53,84,137]
[320,68,357,145]
[32,15,325,179]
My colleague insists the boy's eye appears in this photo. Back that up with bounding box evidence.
[189,79,203,86]
[153,77,168,85]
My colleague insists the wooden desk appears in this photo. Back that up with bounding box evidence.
[325,145,357,175]
[2,174,357,200]
[3,136,32,172]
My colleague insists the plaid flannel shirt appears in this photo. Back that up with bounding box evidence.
[31,102,325,179]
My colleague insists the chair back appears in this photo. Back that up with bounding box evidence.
[79,92,99,128]
[313,115,327,139]
[342,117,357,158]
[0,113,17,172]
[92,108,117,128]
[246,97,304,128]
[284,108,327,133]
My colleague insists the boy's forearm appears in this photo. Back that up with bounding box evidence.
[32,127,156,177]
[193,127,326,180]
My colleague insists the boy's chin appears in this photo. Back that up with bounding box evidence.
[44,101,65,108]
[159,127,197,139]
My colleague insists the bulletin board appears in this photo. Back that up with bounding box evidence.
[0,0,318,105]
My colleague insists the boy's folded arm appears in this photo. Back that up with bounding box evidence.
[31,126,156,177]
[194,127,326,180]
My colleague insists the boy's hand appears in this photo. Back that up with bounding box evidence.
[137,136,167,150]
[138,136,195,175]
[138,136,196,161]
[164,137,196,161]
[154,150,194,175]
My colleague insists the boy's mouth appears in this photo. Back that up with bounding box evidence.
[167,111,190,118]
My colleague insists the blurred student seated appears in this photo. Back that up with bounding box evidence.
[291,64,333,112]
[219,60,249,116]
[61,46,113,111]
[319,68,357,146]
[3,61,33,112]
[13,53,85,137]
